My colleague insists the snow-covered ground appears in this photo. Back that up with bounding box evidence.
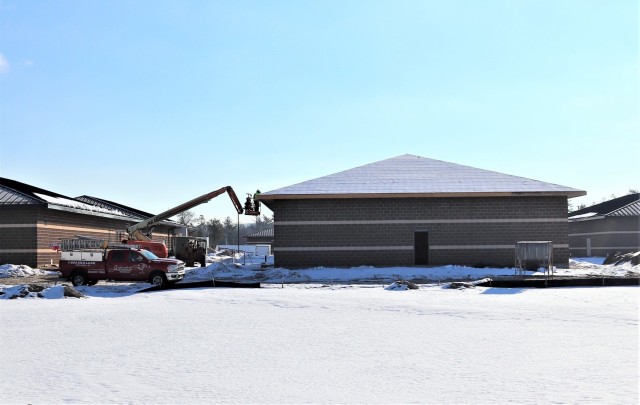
[191,253,638,283]
[0,257,638,404]
[2,254,637,286]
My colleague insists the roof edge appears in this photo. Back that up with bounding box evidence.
[46,204,139,221]
[259,191,587,200]
[46,204,182,226]
[606,200,640,217]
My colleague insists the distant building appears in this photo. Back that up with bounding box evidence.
[0,178,181,267]
[245,227,274,246]
[568,193,640,257]
[259,154,585,269]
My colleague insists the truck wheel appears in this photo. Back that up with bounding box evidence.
[71,271,88,286]
[149,271,167,288]
[199,257,206,268]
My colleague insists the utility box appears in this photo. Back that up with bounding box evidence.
[255,244,271,256]
[515,241,553,275]
[60,250,104,262]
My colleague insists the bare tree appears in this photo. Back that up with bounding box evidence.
[176,210,195,226]
[193,215,206,236]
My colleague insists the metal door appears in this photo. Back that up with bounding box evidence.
[414,231,429,265]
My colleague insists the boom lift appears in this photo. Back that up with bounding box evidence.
[124,186,260,259]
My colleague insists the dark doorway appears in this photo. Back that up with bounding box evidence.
[414,231,429,265]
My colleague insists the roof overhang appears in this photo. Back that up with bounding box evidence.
[46,204,181,227]
[568,215,605,222]
[259,190,587,201]
[46,204,136,221]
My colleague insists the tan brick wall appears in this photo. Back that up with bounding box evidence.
[0,205,177,267]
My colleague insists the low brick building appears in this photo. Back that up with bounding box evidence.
[569,193,640,257]
[0,178,181,267]
[259,155,585,269]
[245,227,274,246]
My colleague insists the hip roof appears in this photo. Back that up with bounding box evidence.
[260,154,585,200]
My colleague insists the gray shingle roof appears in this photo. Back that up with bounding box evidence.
[260,154,585,199]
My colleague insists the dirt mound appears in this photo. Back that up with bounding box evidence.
[603,251,640,266]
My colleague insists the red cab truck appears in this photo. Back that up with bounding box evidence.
[59,248,185,287]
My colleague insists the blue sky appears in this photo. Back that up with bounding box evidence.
[1,0,638,223]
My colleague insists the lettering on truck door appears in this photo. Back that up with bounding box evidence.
[107,250,128,281]
[127,251,150,281]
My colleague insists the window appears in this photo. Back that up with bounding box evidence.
[111,251,125,261]
[129,252,143,262]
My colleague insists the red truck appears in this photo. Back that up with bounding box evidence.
[59,247,185,287]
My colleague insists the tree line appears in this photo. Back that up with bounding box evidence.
[175,210,274,246]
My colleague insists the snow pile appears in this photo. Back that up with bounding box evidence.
[447,278,493,289]
[385,282,409,291]
[569,257,604,270]
[554,266,638,277]
[384,280,419,290]
[0,264,56,278]
[187,257,522,284]
[186,255,640,285]
[563,256,639,277]
[0,284,83,299]
[182,261,231,282]
[39,285,66,298]
[1,256,638,300]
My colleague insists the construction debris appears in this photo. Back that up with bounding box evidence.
[385,280,419,290]
[447,278,492,289]
[603,251,640,266]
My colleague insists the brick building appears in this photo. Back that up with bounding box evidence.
[245,227,274,246]
[0,178,181,267]
[568,193,640,257]
[259,155,585,269]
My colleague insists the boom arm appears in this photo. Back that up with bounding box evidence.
[127,186,244,240]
